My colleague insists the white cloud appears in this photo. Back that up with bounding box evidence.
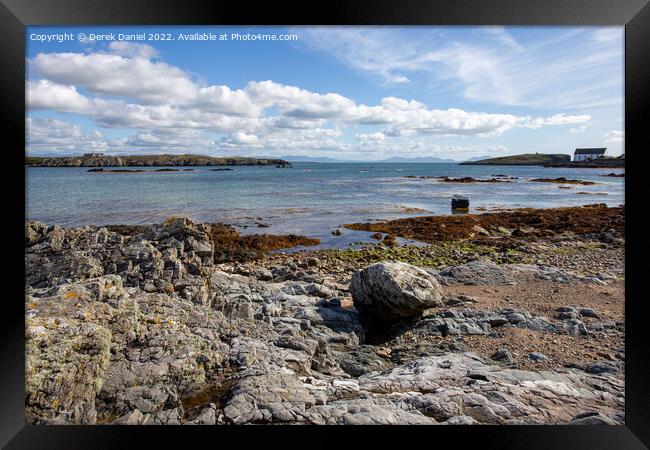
[519,113,591,129]
[593,28,623,43]
[30,49,259,115]
[570,125,587,133]
[27,79,92,112]
[25,42,610,158]
[603,130,623,143]
[26,117,109,154]
[295,27,623,111]
[220,132,260,146]
[31,51,196,106]
[28,74,586,141]
[107,41,160,59]
[357,132,386,142]
[479,26,525,53]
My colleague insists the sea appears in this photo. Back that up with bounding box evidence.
[26,162,624,249]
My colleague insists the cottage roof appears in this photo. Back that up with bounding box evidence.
[574,148,606,155]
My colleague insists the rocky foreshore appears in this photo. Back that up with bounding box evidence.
[25,154,292,168]
[25,207,625,425]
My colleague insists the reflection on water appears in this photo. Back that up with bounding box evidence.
[26,162,624,247]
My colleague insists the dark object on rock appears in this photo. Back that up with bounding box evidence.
[584,361,618,374]
[350,262,443,323]
[437,176,507,184]
[578,307,600,319]
[370,233,383,240]
[530,177,596,185]
[444,294,478,306]
[381,234,397,247]
[333,347,392,376]
[528,352,548,361]
[332,229,343,236]
[491,348,514,364]
[451,195,469,209]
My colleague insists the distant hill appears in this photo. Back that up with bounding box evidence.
[25,154,291,167]
[279,155,456,163]
[279,155,342,163]
[462,155,493,162]
[379,156,456,163]
[459,153,571,166]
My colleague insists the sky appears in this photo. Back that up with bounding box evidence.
[25,26,624,161]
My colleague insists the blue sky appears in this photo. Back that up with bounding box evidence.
[26,26,624,160]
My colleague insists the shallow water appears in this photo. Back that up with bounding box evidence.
[26,162,624,248]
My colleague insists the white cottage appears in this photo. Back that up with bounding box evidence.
[573,148,606,162]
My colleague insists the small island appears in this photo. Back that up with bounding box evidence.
[25,153,292,168]
[459,153,571,166]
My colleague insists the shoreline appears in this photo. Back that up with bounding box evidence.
[25,154,292,168]
[25,204,625,425]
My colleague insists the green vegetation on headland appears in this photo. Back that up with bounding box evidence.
[25,154,292,167]
[543,157,625,168]
[460,153,571,166]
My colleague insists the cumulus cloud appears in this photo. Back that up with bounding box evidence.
[519,113,591,129]
[26,117,109,154]
[357,132,386,142]
[26,43,605,157]
[27,80,92,112]
[220,132,260,146]
[27,76,584,140]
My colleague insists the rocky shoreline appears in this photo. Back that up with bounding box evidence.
[25,154,292,168]
[25,205,625,425]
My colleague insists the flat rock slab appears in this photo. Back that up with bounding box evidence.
[437,259,515,286]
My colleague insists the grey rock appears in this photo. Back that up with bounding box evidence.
[350,262,443,321]
[333,347,392,377]
[528,352,548,361]
[584,361,618,375]
[578,307,600,319]
[24,220,625,426]
[491,348,514,364]
[223,373,316,424]
[444,415,480,425]
[438,259,515,286]
[562,318,590,336]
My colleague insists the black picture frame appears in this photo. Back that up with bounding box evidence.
[3,0,648,447]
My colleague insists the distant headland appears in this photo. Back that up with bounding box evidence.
[460,153,624,168]
[25,153,292,167]
[459,153,571,166]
